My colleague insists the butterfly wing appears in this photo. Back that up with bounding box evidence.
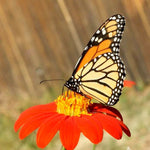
[73,14,125,76]
[77,53,125,105]
[65,14,126,106]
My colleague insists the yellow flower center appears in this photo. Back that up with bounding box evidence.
[55,91,92,117]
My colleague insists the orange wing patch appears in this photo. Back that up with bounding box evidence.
[77,40,112,71]
[76,46,97,71]
[98,39,111,50]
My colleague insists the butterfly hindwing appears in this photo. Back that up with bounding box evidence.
[77,53,125,105]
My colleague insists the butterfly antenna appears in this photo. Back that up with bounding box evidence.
[40,79,64,84]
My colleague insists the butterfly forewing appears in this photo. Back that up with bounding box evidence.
[72,14,125,75]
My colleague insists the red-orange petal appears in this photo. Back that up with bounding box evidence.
[119,121,131,137]
[75,115,103,144]
[36,114,66,148]
[124,80,136,87]
[94,113,122,139]
[89,103,123,121]
[60,117,80,150]
[14,102,56,132]
[19,112,57,139]
[102,107,123,121]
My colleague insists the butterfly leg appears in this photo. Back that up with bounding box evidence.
[62,86,64,95]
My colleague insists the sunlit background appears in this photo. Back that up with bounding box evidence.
[0,0,150,150]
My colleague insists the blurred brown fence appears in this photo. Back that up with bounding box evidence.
[0,0,150,101]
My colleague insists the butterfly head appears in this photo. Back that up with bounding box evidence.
[64,76,81,94]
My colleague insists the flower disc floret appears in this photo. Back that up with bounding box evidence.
[55,91,92,116]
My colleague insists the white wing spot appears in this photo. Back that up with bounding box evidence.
[94,58,97,62]
[102,28,106,35]
[116,48,119,52]
[118,15,121,18]
[112,56,115,60]
[113,47,116,51]
[91,36,95,42]
[116,19,120,22]
[96,30,100,34]
[95,37,99,42]
[112,16,116,20]
[84,46,88,50]
[121,19,124,22]
[114,37,117,42]
[116,56,119,59]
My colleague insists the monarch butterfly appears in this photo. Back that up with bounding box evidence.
[64,14,126,106]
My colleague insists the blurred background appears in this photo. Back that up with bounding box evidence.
[0,0,150,149]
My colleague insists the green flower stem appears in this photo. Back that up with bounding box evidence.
[62,146,66,150]
[93,144,97,150]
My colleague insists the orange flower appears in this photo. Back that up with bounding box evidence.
[124,80,136,87]
[14,90,131,150]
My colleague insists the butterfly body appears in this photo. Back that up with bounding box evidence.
[64,14,126,106]
[64,76,81,93]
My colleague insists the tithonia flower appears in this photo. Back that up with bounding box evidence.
[124,80,136,87]
[14,80,134,150]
